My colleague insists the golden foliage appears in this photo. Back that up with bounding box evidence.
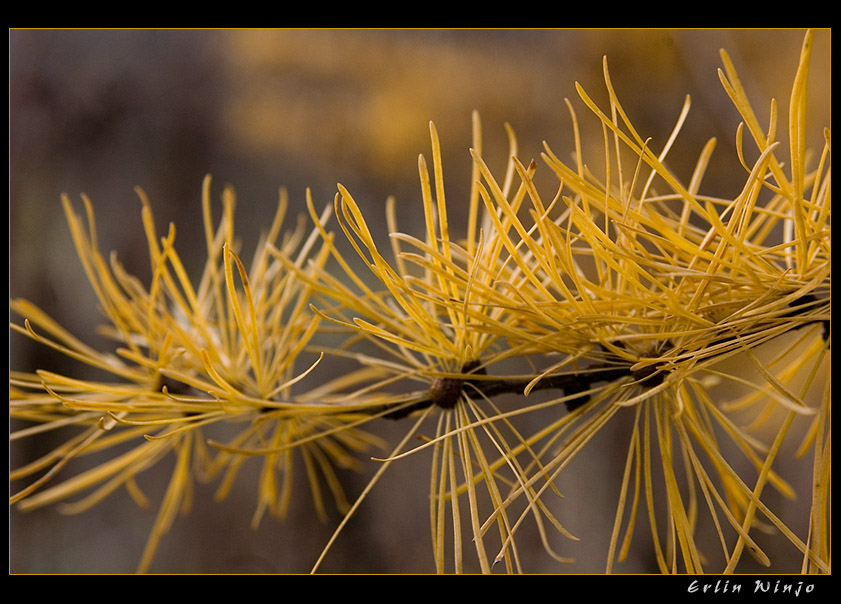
[11,30,829,574]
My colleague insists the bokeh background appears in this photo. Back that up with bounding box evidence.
[10,28,831,574]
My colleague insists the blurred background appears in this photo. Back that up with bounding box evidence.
[10,28,831,574]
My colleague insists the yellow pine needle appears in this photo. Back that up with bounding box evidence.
[10,300,117,371]
[12,318,144,382]
[223,242,265,391]
[607,403,643,572]
[312,407,434,574]
[137,433,194,573]
[456,403,495,573]
[17,436,171,512]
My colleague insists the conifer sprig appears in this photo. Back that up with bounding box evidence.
[10,29,829,574]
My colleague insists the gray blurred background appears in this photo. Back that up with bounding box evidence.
[10,28,831,574]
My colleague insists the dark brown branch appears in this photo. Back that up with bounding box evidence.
[381,296,829,420]
[382,364,633,420]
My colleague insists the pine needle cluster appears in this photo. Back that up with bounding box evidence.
[10,30,829,574]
